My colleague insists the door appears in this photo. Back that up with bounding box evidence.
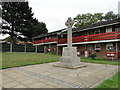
[85,51,88,57]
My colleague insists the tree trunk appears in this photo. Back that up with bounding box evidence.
[10,27,14,53]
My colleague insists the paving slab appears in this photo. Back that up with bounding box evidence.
[2,81,20,88]
[0,85,2,90]
[12,84,28,88]
[1,62,118,88]
[27,81,47,88]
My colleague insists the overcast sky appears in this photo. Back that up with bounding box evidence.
[0,0,120,39]
[28,0,120,32]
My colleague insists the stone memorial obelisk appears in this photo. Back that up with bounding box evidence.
[54,17,85,69]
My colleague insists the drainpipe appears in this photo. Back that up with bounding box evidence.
[116,43,118,60]
[56,36,59,55]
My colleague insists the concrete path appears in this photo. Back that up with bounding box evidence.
[0,62,118,88]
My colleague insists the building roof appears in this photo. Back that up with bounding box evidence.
[0,41,7,44]
[74,18,120,32]
[33,18,120,39]
[33,28,67,39]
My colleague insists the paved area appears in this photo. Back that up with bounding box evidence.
[0,62,118,88]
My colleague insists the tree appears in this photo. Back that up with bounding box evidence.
[4,36,18,44]
[74,13,103,28]
[74,11,119,28]
[2,2,48,42]
[104,11,119,21]
[2,2,32,42]
[2,2,48,52]
[34,22,48,36]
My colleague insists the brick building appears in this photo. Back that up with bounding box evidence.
[32,18,120,60]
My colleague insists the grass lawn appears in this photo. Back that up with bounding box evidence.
[1,52,119,88]
[1,52,119,69]
[95,72,120,89]
[1,52,60,69]
[81,57,120,65]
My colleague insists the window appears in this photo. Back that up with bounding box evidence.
[95,44,101,50]
[51,45,55,48]
[106,27,112,33]
[115,27,120,31]
[87,45,93,50]
[73,33,78,37]
[106,43,113,50]
[61,35,63,37]
[87,30,93,35]
[94,29,100,34]
[48,45,51,48]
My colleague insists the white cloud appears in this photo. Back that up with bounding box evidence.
[0,34,9,40]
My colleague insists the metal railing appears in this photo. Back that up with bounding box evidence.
[58,31,120,44]
[32,31,120,45]
[32,37,57,44]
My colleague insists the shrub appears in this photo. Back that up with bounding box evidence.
[90,53,96,60]
[46,51,56,55]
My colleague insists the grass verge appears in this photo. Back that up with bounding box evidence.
[81,57,120,65]
[95,72,120,88]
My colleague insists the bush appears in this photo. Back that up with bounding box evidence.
[90,53,96,60]
[46,51,56,55]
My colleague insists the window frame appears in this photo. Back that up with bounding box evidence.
[94,29,100,34]
[106,43,113,50]
[87,30,93,35]
[106,27,112,33]
[115,27,120,31]
[95,44,101,50]
[87,45,93,51]
[48,45,51,48]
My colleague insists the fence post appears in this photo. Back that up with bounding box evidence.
[24,44,26,52]
[10,43,12,52]
[44,46,47,53]
[0,43,2,52]
[35,45,37,53]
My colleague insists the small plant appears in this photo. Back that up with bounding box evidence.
[90,53,96,60]
[47,51,56,55]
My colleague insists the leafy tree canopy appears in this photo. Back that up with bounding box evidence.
[2,2,48,42]
[74,11,119,28]
[104,11,119,20]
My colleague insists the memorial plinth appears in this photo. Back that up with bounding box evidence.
[53,17,86,69]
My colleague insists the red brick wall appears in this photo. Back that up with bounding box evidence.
[76,43,117,59]
[55,42,118,60]
[77,45,86,57]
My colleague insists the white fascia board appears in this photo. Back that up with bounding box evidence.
[57,39,120,46]
[33,41,57,46]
